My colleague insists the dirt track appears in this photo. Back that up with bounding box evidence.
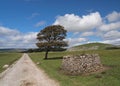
[0,53,59,86]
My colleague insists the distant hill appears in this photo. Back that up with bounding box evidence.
[0,48,27,53]
[68,42,119,51]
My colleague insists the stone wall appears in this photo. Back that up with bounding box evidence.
[61,54,103,75]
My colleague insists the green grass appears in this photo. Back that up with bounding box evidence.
[0,53,22,73]
[29,50,120,86]
[70,42,113,50]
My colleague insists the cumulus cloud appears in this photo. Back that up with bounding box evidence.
[53,11,120,46]
[35,21,46,27]
[53,12,102,32]
[73,32,80,35]
[81,32,94,36]
[106,11,120,22]
[0,26,37,48]
[103,30,120,40]
[1,11,120,48]
[97,12,120,46]
[102,39,120,45]
[66,38,87,46]
[0,26,19,36]
[99,22,120,32]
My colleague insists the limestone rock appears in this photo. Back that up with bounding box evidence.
[61,54,103,75]
[36,62,40,65]
[3,64,9,69]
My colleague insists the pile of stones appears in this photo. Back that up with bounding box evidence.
[61,54,103,75]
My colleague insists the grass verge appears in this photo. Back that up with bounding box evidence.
[0,53,22,73]
[29,50,120,86]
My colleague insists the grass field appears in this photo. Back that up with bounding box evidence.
[0,53,22,73]
[29,50,120,86]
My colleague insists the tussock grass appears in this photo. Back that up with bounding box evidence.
[29,50,120,86]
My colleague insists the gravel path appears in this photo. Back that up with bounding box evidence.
[0,53,59,86]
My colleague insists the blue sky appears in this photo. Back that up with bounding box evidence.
[0,0,120,48]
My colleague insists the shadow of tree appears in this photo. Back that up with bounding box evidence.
[45,57,63,60]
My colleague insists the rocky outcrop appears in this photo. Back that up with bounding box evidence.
[61,54,103,75]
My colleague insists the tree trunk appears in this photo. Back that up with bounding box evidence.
[44,50,48,59]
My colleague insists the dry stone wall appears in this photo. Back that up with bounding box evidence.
[61,54,103,75]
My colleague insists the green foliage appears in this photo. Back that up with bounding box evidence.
[30,50,120,86]
[0,53,21,73]
[36,25,68,59]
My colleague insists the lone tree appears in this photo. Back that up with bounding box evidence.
[36,25,68,59]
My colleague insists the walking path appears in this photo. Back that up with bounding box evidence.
[0,53,59,86]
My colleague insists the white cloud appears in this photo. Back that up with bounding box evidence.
[66,38,87,47]
[73,32,79,35]
[102,39,120,45]
[103,30,120,39]
[98,22,120,32]
[53,11,120,46]
[0,26,37,48]
[106,11,120,22]
[22,32,37,43]
[97,11,120,44]
[81,31,94,36]
[28,13,40,19]
[53,12,102,32]
[1,11,120,48]
[0,26,19,36]
[35,21,46,27]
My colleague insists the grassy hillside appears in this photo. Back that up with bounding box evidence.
[0,53,22,73]
[68,43,114,51]
[29,50,120,86]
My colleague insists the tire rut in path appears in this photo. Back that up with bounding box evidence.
[0,53,59,86]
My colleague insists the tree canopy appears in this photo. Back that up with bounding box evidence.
[36,25,68,59]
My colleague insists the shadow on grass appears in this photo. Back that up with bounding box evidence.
[45,57,63,60]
